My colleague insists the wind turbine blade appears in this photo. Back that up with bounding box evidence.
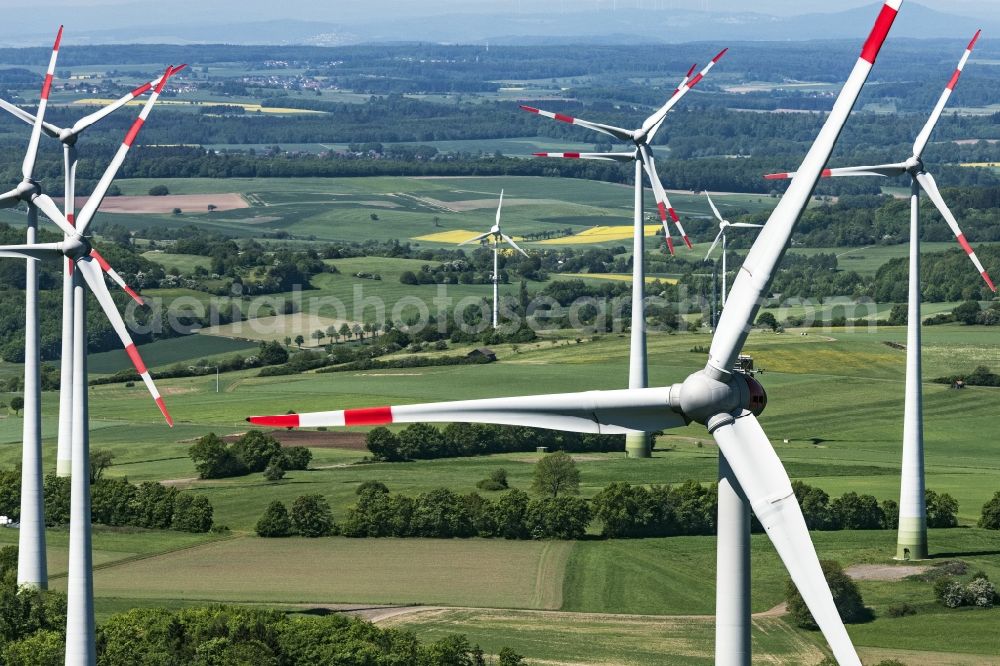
[704,229,725,262]
[70,64,186,136]
[0,187,21,209]
[89,248,145,304]
[705,191,725,223]
[76,66,174,235]
[709,0,902,377]
[0,243,63,260]
[496,189,504,226]
[712,412,861,666]
[22,26,62,180]
[638,146,671,222]
[637,148,676,256]
[639,145,690,248]
[678,63,697,91]
[458,231,493,246]
[248,387,685,434]
[31,192,78,237]
[764,163,907,180]
[500,233,529,257]
[641,48,728,135]
[0,98,61,137]
[915,171,996,291]
[76,256,172,425]
[532,151,635,162]
[519,105,635,142]
[729,223,764,228]
[646,62,698,144]
[913,31,980,158]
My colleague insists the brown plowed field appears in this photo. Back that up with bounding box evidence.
[59,193,248,214]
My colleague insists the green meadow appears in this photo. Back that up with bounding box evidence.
[0,175,998,664]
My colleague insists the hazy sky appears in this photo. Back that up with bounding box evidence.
[13,0,999,17]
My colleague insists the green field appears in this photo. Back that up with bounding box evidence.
[2,173,1000,663]
[79,176,776,248]
[86,335,259,374]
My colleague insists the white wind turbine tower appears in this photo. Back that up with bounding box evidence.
[1,65,186,480]
[764,31,994,561]
[249,3,903,663]
[702,192,763,309]
[522,50,727,457]
[0,64,178,666]
[459,190,529,329]
[0,25,64,592]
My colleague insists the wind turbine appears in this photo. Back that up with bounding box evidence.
[764,31,994,562]
[0,64,178,666]
[0,25,64,592]
[702,192,763,308]
[459,190,528,329]
[1,64,185,479]
[0,28,181,591]
[521,50,727,458]
[249,3,902,663]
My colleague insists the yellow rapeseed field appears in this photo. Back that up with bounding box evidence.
[412,229,486,243]
[537,225,661,245]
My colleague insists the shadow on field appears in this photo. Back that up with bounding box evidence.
[930,549,1000,559]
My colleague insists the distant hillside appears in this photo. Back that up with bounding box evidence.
[1,2,996,47]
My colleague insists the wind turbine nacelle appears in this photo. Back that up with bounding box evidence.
[671,370,767,425]
[742,373,767,417]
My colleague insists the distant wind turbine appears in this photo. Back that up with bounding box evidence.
[765,30,994,562]
[459,190,528,329]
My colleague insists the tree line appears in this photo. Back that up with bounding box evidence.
[364,423,623,461]
[0,468,215,533]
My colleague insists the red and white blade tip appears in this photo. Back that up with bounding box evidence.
[683,235,693,250]
[712,47,728,63]
[155,397,173,427]
[124,343,173,426]
[686,63,697,77]
[248,405,395,428]
[53,26,64,51]
[123,285,145,304]
[665,237,675,256]
[764,172,792,180]
[860,0,902,65]
[968,29,982,52]
[956,234,997,292]
[154,65,173,93]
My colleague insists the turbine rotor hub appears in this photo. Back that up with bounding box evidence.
[16,179,39,201]
[62,236,90,261]
[671,369,767,426]
[905,156,923,172]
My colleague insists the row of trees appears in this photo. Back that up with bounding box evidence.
[255,484,593,541]
[293,478,960,543]
[365,424,622,461]
[188,430,311,480]
[0,469,214,533]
